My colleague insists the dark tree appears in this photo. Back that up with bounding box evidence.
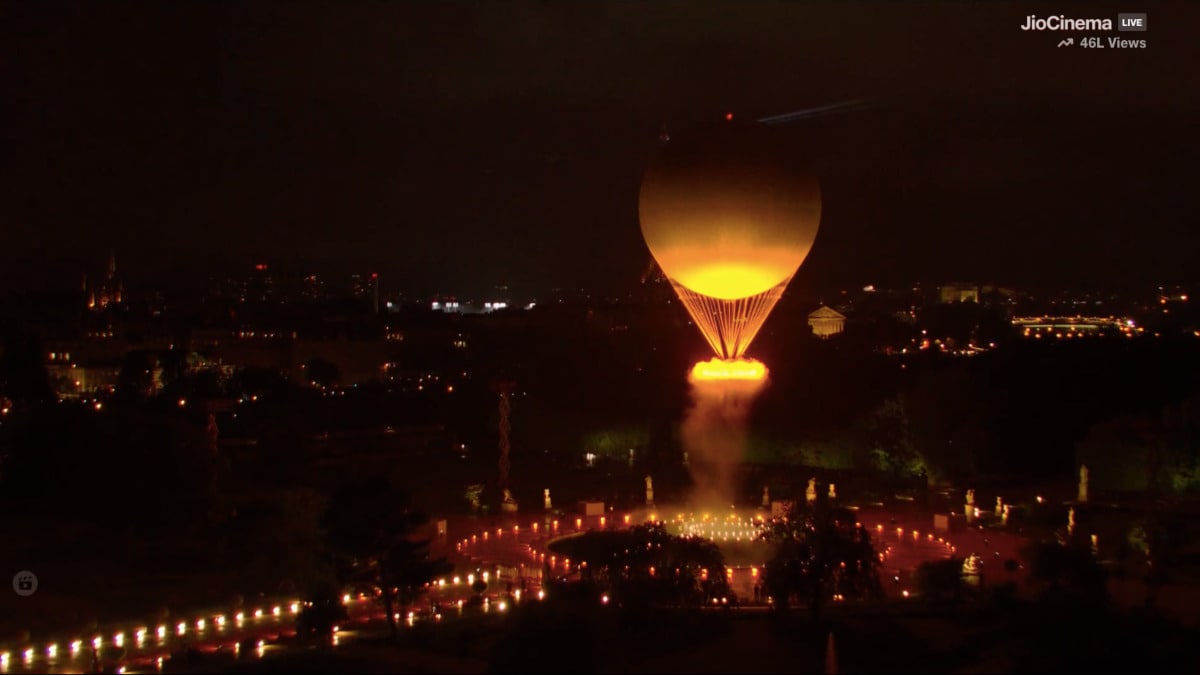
[303,356,341,388]
[0,328,53,404]
[914,558,967,604]
[760,498,881,618]
[1076,415,1160,492]
[296,578,349,643]
[1160,395,1200,495]
[1128,515,1188,568]
[253,407,317,486]
[548,524,731,608]
[858,397,924,481]
[227,488,328,594]
[226,366,295,400]
[115,350,157,400]
[0,403,215,531]
[1020,541,1107,605]
[323,479,451,638]
[167,369,224,402]
[901,368,987,483]
[158,348,189,391]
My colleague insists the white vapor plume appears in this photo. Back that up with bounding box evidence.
[681,366,769,509]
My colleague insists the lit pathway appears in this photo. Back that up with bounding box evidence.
[1,599,352,674]
[445,505,1028,602]
[854,505,1030,595]
[0,517,548,675]
[2,506,1022,673]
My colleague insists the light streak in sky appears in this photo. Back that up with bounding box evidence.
[757,98,876,125]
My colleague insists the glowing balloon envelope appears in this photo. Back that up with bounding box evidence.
[639,122,821,359]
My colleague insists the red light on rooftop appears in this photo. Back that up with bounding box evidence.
[255,263,268,271]
[724,112,734,121]
[371,272,379,279]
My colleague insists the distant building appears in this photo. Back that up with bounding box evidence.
[939,282,979,304]
[808,305,846,338]
[300,274,327,302]
[46,361,121,398]
[980,284,1017,299]
[1158,286,1190,304]
[350,272,380,313]
[1012,315,1137,339]
[431,299,462,313]
[44,334,144,398]
[85,250,123,312]
[429,299,510,314]
[245,263,275,303]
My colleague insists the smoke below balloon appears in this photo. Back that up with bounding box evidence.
[682,362,769,509]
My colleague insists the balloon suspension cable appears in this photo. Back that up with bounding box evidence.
[669,276,791,360]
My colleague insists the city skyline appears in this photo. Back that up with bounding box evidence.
[11,246,1194,316]
[3,2,1199,294]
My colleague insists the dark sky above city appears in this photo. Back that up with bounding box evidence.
[2,1,1198,298]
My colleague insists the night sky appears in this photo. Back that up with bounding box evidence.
[3,1,1198,297]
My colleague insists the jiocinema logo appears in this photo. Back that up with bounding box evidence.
[1020,15,1113,31]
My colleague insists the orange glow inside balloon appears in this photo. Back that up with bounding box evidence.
[639,123,821,301]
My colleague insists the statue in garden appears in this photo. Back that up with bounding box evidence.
[501,488,518,513]
[465,484,484,513]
